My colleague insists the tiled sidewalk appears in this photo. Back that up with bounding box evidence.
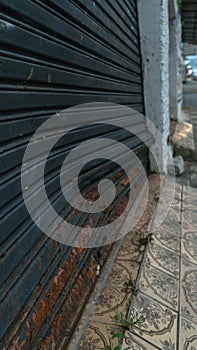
[122,184,197,350]
[68,180,197,350]
[68,175,160,350]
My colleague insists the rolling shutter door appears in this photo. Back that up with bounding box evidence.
[0,1,148,348]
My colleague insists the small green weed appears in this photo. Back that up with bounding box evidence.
[139,232,154,246]
[123,279,134,289]
[147,233,154,242]
[99,327,129,350]
[123,279,140,296]
[114,309,145,331]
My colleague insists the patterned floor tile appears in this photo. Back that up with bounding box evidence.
[160,208,181,234]
[183,185,197,202]
[182,210,197,228]
[182,231,197,265]
[180,258,197,324]
[79,321,119,350]
[145,243,180,279]
[161,182,182,201]
[70,180,197,350]
[182,201,197,211]
[122,332,161,349]
[92,260,139,325]
[159,194,181,210]
[128,293,177,350]
[105,261,134,290]
[112,260,139,289]
[138,263,179,311]
[179,316,197,350]
[115,232,144,263]
[181,220,197,236]
[154,227,180,254]
[92,288,131,326]
[169,197,181,212]
[115,259,141,282]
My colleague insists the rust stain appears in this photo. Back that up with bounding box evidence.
[10,337,26,350]
[54,241,59,250]
[7,201,113,349]
[32,249,84,329]
[13,311,28,337]
[37,258,98,348]
[10,337,19,350]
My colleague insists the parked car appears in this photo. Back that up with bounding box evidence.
[183,59,193,83]
[186,55,197,80]
[191,59,197,80]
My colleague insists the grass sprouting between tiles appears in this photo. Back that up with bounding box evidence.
[97,232,153,349]
[98,310,145,350]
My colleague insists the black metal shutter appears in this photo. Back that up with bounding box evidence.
[0,1,148,349]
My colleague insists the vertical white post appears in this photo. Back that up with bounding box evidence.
[137,0,170,173]
[169,0,182,121]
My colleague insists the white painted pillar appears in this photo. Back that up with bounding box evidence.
[169,0,182,121]
[137,0,170,173]
[169,16,178,120]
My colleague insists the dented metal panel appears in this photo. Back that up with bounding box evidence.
[0,0,147,348]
